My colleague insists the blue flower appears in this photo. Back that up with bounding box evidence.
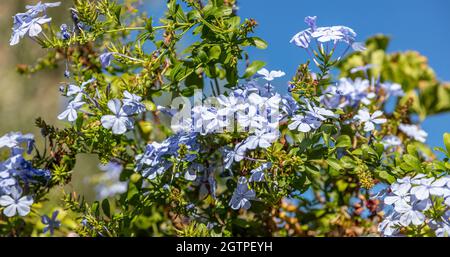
[25,2,61,14]
[304,100,339,121]
[354,109,386,132]
[223,142,247,170]
[0,132,35,155]
[136,132,200,180]
[58,95,85,122]
[398,124,428,143]
[10,16,52,45]
[100,52,115,68]
[381,135,402,151]
[290,29,311,49]
[60,24,71,40]
[0,187,33,217]
[122,91,146,115]
[380,82,404,98]
[256,68,286,81]
[304,16,317,31]
[41,210,61,235]
[101,99,134,135]
[244,129,278,150]
[249,162,272,182]
[311,26,346,43]
[185,163,204,181]
[288,114,321,132]
[229,177,256,210]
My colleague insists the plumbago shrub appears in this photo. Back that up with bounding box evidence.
[2,0,450,237]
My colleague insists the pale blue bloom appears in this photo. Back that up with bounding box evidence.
[256,68,285,81]
[378,211,401,236]
[0,187,33,217]
[101,99,134,135]
[10,2,60,45]
[290,29,311,48]
[223,142,247,170]
[429,219,450,237]
[65,78,95,98]
[41,210,61,235]
[60,23,71,40]
[244,129,278,150]
[381,135,402,150]
[58,95,85,122]
[380,82,404,97]
[100,52,115,68]
[354,109,386,132]
[236,105,265,131]
[185,163,204,181]
[122,91,146,115]
[136,132,200,179]
[384,182,411,212]
[321,78,375,109]
[304,99,339,121]
[396,199,426,226]
[280,95,300,118]
[311,26,346,43]
[12,16,52,45]
[0,132,34,155]
[288,114,321,132]
[229,177,256,210]
[304,16,317,30]
[192,106,223,134]
[249,162,272,182]
[398,123,428,143]
[25,2,61,14]
[410,177,449,200]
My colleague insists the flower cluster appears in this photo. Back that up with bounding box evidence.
[5,0,449,238]
[0,132,50,217]
[290,16,365,63]
[10,2,61,45]
[377,174,450,237]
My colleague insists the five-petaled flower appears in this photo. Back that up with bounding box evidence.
[0,188,34,217]
[41,211,61,235]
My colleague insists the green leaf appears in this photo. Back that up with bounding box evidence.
[208,45,221,60]
[102,199,111,218]
[92,201,100,217]
[377,169,396,184]
[444,133,450,154]
[242,60,265,78]
[403,154,422,171]
[247,37,268,49]
[335,135,351,148]
[327,158,343,171]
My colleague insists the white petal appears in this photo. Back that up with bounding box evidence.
[364,121,375,131]
[411,186,429,200]
[107,99,122,115]
[28,23,43,37]
[0,195,15,206]
[16,204,31,216]
[101,115,116,129]
[298,123,312,132]
[372,118,387,124]
[3,205,17,217]
[112,120,127,135]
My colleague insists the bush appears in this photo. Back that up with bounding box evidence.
[1,0,450,237]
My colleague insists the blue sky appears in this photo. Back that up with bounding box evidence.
[148,0,450,150]
[238,0,450,150]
